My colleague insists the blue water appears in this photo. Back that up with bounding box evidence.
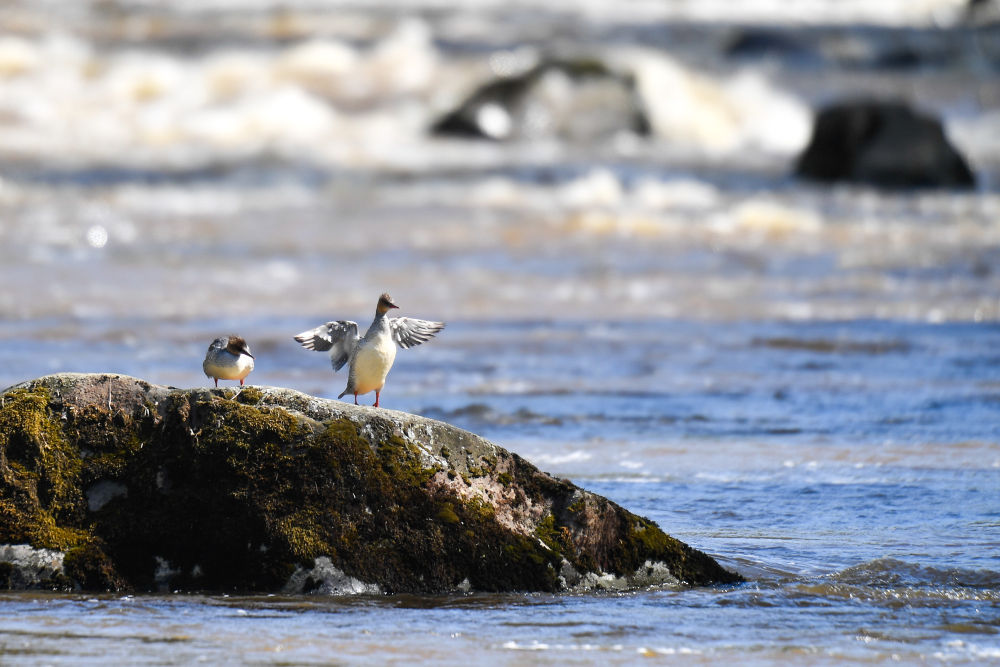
[1,318,998,664]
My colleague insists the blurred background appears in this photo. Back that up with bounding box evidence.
[1,0,997,338]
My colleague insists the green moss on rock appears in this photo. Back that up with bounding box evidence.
[436,503,460,524]
[0,387,90,552]
[0,374,742,593]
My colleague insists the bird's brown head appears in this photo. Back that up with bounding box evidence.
[227,335,254,359]
[376,292,399,314]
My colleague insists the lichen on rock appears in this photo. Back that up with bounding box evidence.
[0,373,742,593]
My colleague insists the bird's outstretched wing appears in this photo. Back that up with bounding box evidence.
[390,317,446,349]
[293,321,359,371]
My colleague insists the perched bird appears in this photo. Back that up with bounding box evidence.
[203,335,255,387]
[294,293,445,407]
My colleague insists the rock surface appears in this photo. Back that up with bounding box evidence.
[0,373,741,594]
[431,58,650,141]
[794,100,976,189]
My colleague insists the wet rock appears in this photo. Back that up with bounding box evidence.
[794,100,976,189]
[966,0,1000,25]
[0,373,741,594]
[0,545,67,588]
[431,58,650,141]
[724,28,824,65]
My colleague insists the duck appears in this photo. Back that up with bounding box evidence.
[203,335,255,387]
[294,293,445,407]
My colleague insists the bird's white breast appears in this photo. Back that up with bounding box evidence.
[352,334,397,394]
[204,352,254,381]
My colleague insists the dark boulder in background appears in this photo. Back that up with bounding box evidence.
[724,28,824,65]
[794,100,976,189]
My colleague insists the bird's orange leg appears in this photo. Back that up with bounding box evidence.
[374,390,380,408]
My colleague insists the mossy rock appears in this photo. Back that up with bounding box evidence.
[0,373,742,593]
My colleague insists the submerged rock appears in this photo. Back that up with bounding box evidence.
[0,373,741,594]
[794,100,976,189]
[724,28,824,65]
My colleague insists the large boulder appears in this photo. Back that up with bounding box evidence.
[0,373,740,594]
[794,100,976,189]
[431,58,651,141]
